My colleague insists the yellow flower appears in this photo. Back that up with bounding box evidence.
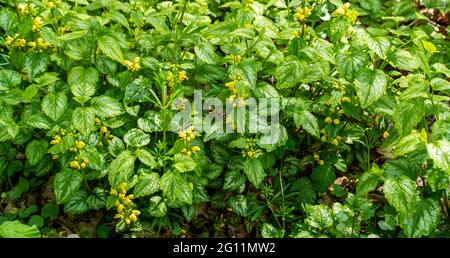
[70,160,80,169]
[178,70,188,81]
[123,198,132,205]
[336,7,345,16]
[100,126,108,133]
[131,210,141,216]
[125,219,131,225]
[114,214,123,219]
[110,188,118,196]
[313,154,320,161]
[383,131,389,139]
[343,2,351,9]
[119,182,127,193]
[291,31,299,37]
[318,160,324,165]
[178,130,187,139]
[342,96,351,103]
[331,139,339,145]
[80,162,87,169]
[32,17,43,32]
[75,141,85,149]
[333,119,340,125]
[324,117,332,124]
[192,146,201,153]
[129,214,138,221]
[247,151,254,158]
[116,203,125,211]
[5,36,13,46]
[95,118,101,125]
[321,135,327,142]
[226,81,236,90]
[320,128,326,134]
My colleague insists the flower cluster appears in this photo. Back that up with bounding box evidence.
[178,126,201,156]
[97,119,114,143]
[50,128,68,145]
[69,141,89,170]
[32,17,43,32]
[295,7,312,22]
[111,183,141,225]
[17,3,37,16]
[123,57,141,72]
[334,2,358,23]
[241,138,260,159]
[313,153,324,165]
[167,70,188,87]
[43,0,61,9]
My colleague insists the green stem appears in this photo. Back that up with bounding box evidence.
[279,169,286,230]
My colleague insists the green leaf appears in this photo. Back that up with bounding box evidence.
[399,198,441,238]
[125,77,152,104]
[383,158,420,180]
[394,100,425,136]
[160,171,185,202]
[41,92,68,121]
[0,9,18,32]
[25,140,48,166]
[294,177,317,205]
[34,73,59,86]
[356,172,379,196]
[275,56,305,89]
[0,221,41,238]
[72,107,95,135]
[24,53,50,80]
[41,203,59,221]
[243,158,265,188]
[68,66,99,103]
[228,194,248,217]
[136,148,157,168]
[123,128,150,147]
[228,137,247,148]
[364,33,390,59]
[336,47,369,81]
[79,146,105,171]
[148,196,167,217]
[384,176,420,213]
[388,50,419,71]
[261,223,284,238]
[108,137,125,157]
[223,170,246,191]
[64,190,89,214]
[311,165,336,193]
[430,78,450,93]
[354,69,387,108]
[133,172,160,198]
[425,168,450,192]
[427,139,450,174]
[98,35,124,63]
[0,115,19,141]
[173,155,197,173]
[137,111,163,132]
[54,169,83,204]
[305,204,334,230]
[0,70,21,90]
[294,111,320,138]
[91,95,125,118]
[194,41,217,64]
[86,188,107,210]
[28,215,44,227]
[108,150,136,188]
